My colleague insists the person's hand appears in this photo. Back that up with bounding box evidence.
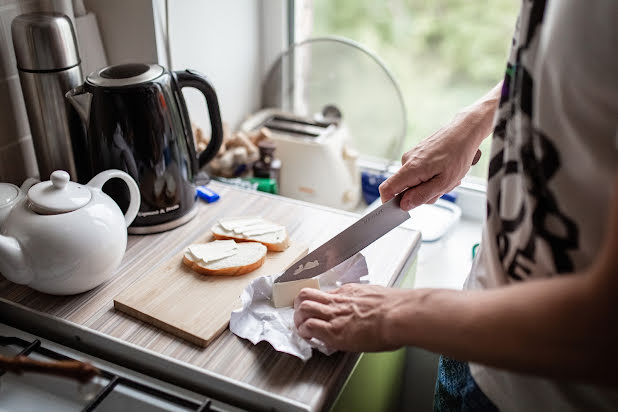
[379,120,482,211]
[293,283,407,352]
[379,82,501,211]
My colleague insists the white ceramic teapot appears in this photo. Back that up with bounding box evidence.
[0,170,140,295]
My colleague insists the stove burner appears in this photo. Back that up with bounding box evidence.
[0,336,225,411]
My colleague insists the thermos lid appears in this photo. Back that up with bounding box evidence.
[11,12,80,72]
[28,171,91,215]
[87,63,164,87]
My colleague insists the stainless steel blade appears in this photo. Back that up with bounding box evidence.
[275,192,410,283]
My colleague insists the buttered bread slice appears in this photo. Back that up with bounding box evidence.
[183,240,267,276]
[211,217,289,252]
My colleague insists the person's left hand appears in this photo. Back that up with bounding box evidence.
[293,283,405,352]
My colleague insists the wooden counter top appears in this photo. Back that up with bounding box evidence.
[0,182,421,411]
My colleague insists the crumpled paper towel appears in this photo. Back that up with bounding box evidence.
[229,253,369,361]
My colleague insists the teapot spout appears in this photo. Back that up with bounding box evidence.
[0,235,33,285]
[65,85,92,125]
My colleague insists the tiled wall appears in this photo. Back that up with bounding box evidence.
[0,0,73,184]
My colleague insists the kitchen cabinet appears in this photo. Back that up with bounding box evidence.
[0,182,420,411]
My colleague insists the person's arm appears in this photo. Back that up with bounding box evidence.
[294,178,618,386]
[380,82,502,210]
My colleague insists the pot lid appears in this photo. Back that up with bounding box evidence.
[28,171,91,214]
[0,183,19,207]
[262,37,407,163]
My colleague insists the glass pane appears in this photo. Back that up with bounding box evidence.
[301,0,520,179]
[262,38,407,162]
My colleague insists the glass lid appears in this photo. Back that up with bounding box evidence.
[262,36,407,163]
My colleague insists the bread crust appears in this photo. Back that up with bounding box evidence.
[211,233,289,252]
[182,254,266,276]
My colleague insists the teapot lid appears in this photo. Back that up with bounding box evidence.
[0,183,20,207]
[28,171,91,214]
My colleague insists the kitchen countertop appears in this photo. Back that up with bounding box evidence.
[0,181,421,412]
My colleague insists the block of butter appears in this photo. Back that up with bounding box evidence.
[272,277,320,308]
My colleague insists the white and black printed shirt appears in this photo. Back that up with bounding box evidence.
[465,0,618,410]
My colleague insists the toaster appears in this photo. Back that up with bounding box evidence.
[240,109,361,211]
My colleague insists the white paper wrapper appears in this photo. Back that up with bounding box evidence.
[229,254,369,361]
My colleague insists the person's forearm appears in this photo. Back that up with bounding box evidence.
[452,81,503,148]
[386,267,617,385]
[386,179,618,385]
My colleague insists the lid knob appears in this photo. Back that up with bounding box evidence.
[50,170,70,190]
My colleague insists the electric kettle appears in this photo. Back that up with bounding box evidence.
[66,63,223,234]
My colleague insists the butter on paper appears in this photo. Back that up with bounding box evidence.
[229,253,369,361]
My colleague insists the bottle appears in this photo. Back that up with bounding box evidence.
[253,140,281,187]
[11,12,86,181]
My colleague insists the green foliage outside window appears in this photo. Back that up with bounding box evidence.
[311,0,520,178]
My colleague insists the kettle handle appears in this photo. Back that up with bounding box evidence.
[87,170,141,227]
[174,70,224,168]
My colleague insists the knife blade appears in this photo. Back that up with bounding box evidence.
[275,191,411,283]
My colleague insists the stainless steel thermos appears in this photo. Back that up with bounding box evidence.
[11,12,85,181]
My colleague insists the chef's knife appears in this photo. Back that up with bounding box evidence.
[275,191,411,283]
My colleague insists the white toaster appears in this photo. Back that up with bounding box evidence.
[240,109,361,211]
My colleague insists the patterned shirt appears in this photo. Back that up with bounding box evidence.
[465,0,618,410]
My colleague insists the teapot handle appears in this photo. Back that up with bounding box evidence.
[87,170,140,227]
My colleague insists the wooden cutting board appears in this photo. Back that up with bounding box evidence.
[113,239,308,347]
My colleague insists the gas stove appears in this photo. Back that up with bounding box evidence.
[0,323,244,412]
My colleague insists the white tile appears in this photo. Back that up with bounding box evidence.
[0,2,18,78]
[0,41,15,79]
[0,1,21,11]
[0,75,30,147]
[19,0,73,16]
[0,136,38,184]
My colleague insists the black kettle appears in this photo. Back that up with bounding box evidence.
[66,63,223,233]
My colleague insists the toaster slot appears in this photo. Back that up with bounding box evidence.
[262,116,330,138]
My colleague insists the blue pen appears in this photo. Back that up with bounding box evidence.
[196,186,220,203]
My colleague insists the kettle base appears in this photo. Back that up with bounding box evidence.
[128,205,198,235]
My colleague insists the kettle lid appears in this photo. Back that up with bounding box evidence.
[87,63,164,87]
[0,183,20,207]
[28,171,91,214]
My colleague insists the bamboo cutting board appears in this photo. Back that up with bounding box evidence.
[114,239,308,347]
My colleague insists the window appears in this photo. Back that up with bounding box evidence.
[294,0,520,179]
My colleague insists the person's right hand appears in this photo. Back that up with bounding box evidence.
[379,121,482,211]
[379,83,502,211]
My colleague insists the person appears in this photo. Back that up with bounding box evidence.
[293,1,618,410]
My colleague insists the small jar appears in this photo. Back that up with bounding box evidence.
[253,140,281,191]
[253,141,275,177]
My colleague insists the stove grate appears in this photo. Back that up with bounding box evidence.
[0,337,41,378]
[0,335,224,411]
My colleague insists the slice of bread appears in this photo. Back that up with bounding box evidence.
[183,241,267,276]
[211,218,289,252]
